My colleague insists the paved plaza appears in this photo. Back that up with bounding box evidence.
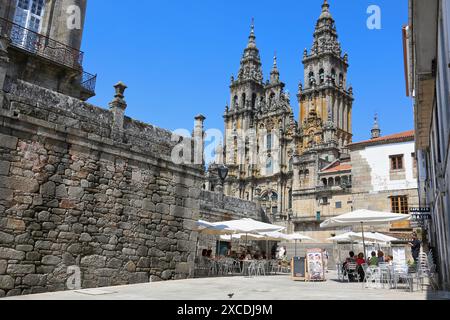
[3,272,449,300]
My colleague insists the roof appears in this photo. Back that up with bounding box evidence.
[321,163,352,173]
[348,130,415,149]
[320,159,352,174]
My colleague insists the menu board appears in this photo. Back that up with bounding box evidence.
[306,249,326,281]
[292,257,306,281]
[393,247,407,265]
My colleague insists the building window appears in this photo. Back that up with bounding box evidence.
[267,133,272,151]
[319,69,325,83]
[321,197,329,205]
[411,153,417,169]
[390,155,404,170]
[316,211,321,221]
[288,189,293,209]
[14,0,45,30]
[391,196,409,214]
[336,201,342,209]
[266,157,273,176]
[309,72,315,86]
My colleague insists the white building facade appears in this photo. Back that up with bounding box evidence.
[405,0,450,290]
[350,130,418,231]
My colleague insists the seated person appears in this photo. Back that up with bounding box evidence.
[245,251,253,261]
[238,252,246,261]
[342,251,357,281]
[356,253,366,282]
[261,251,267,260]
[377,250,385,263]
[369,251,379,267]
[343,251,356,267]
[385,255,394,266]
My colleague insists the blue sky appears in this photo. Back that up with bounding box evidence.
[82,0,411,143]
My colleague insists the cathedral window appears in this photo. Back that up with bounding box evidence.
[319,69,325,83]
[339,74,344,86]
[252,93,257,109]
[288,189,293,209]
[288,158,293,172]
[309,72,315,86]
[233,95,238,109]
[267,133,272,151]
[266,157,273,175]
[331,69,336,84]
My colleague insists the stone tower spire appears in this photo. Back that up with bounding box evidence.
[237,18,263,83]
[298,0,354,152]
[311,0,341,57]
[270,52,280,84]
[371,113,381,139]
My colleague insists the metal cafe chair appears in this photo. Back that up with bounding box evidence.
[346,262,358,283]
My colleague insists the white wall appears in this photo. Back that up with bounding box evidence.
[358,141,418,193]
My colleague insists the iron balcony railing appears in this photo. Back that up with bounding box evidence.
[81,70,97,94]
[1,17,96,95]
[0,17,84,69]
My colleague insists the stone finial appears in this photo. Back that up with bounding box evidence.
[110,82,128,111]
[247,18,256,49]
[194,114,206,166]
[109,82,128,141]
[343,53,348,63]
[195,114,206,122]
[348,86,353,95]
[113,81,127,100]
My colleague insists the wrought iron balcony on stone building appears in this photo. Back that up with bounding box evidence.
[0,17,96,95]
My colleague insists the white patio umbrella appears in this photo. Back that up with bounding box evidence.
[211,218,285,249]
[256,231,291,261]
[373,232,399,243]
[286,233,315,257]
[211,218,285,234]
[320,209,411,257]
[327,232,359,242]
[196,220,237,257]
[199,218,284,255]
[219,233,266,241]
[351,232,398,243]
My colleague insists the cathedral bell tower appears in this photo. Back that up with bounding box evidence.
[297,0,354,153]
[224,19,265,195]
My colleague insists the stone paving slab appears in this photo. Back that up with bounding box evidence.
[2,272,449,300]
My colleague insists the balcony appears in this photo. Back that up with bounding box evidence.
[0,17,96,96]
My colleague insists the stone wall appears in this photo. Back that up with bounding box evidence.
[0,80,206,297]
[199,190,263,222]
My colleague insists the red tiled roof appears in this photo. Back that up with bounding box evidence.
[321,163,352,173]
[349,130,415,148]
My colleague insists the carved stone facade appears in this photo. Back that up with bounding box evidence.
[219,1,354,235]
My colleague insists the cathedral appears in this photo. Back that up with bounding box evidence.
[213,0,355,235]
